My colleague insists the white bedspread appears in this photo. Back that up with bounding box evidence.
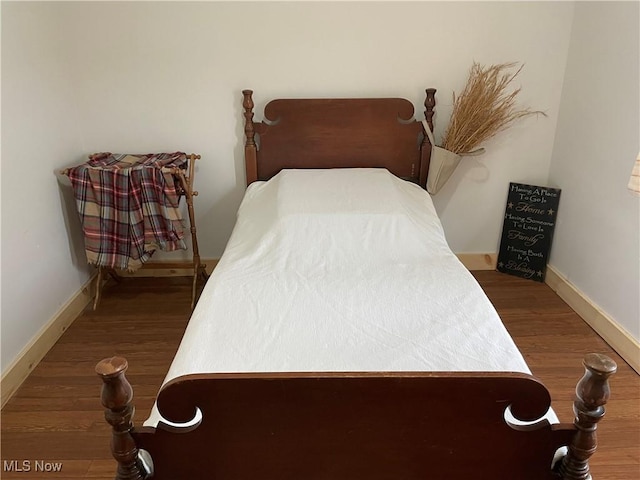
[146,168,538,426]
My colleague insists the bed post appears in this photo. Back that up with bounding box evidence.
[419,88,436,188]
[96,357,146,480]
[243,89,258,185]
[560,353,617,480]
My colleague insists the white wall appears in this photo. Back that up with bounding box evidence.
[1,1,575,373]
[1,3,91,371]
[59,1,574,255]
[548,1,640,339]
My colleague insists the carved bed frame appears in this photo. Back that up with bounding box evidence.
[97,89,616,480]
[242,89,436,187]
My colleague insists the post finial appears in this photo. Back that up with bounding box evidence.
[243,90,256,147]
[243,89,259,184]
[96,357,145,480]
[424,88,436,134]
[560,353,617,480]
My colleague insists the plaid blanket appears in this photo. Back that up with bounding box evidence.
[67,152,188,271]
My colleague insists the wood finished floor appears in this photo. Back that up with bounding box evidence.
[1,272,638,479]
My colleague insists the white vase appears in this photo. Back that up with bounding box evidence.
[426,146,462,195]
[421,120,484,194]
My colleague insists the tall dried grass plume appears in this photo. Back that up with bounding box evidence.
[442,62,545,154]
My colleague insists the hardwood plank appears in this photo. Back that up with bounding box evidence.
[1,411,100,433]
[1,432,110,458]
[86,460,122,479]
[1,274,638,479]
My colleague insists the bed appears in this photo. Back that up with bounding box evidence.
[96,89,616,480]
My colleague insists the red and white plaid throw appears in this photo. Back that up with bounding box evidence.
[67,152,188,271]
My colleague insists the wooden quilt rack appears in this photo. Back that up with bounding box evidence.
[66,153,208,311]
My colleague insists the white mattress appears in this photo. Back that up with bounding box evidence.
[145,168,547,427]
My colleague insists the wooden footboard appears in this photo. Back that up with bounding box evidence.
[96,354,615,480]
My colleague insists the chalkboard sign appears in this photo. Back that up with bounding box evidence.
[497,183,561,282]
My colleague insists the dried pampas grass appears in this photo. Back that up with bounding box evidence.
[442,62,545,154]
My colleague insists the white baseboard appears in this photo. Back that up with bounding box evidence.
[456,253,497,271]
[1,273,96,408]
[545,265,640,374]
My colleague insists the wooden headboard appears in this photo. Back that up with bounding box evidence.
[242,89,436,188]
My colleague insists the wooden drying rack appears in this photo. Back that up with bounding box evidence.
[63,153,208,310]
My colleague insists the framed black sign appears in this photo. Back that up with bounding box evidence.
[497,182,561,282]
